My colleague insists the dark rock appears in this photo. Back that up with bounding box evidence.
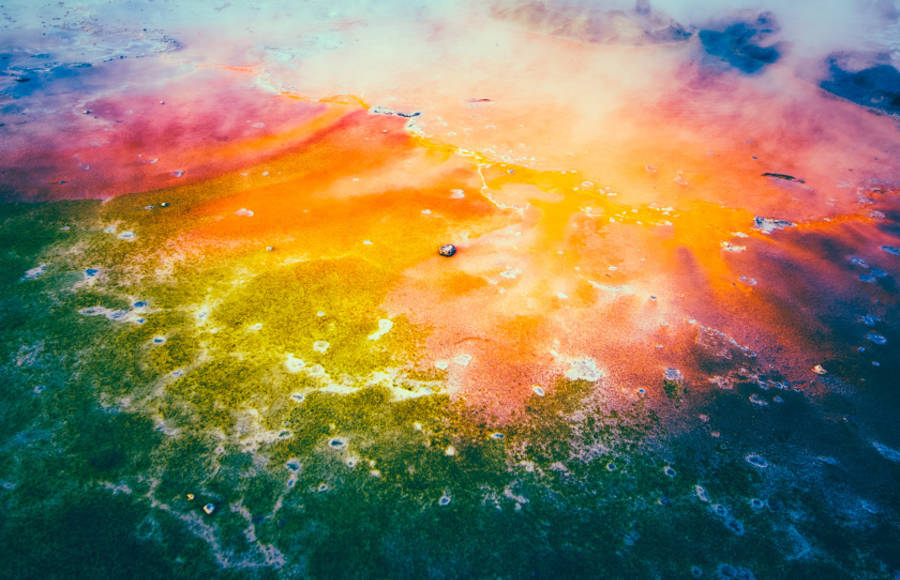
[762,172,805,183]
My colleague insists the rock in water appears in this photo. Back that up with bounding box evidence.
[439,244,457,257]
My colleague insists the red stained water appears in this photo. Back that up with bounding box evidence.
[0,70,330,201]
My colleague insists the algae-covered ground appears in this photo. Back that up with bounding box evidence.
[1,190,898,579]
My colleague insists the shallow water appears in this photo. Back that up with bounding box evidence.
[1,1,899,578]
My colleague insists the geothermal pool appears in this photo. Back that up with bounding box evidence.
[1,1,899,577]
